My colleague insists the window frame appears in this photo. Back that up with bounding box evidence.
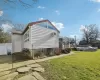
[23,29,29,42]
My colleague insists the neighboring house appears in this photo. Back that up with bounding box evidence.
[11,20,60,58]
[59,37,74,49]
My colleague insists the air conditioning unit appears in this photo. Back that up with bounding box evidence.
[51,32,56,37]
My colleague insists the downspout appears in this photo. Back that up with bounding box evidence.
[30,25,34,59]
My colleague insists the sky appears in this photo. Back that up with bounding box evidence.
[0,0,100,40]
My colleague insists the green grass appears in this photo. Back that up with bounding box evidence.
[40,50,100,80]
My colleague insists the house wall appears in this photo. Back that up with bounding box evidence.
[30,24,59,49]
[12,34,22,53]
[23,28,32,49]
[12,22,59,55]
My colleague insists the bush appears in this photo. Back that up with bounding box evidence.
[61,48,71,54]
[65,48,71,53]
[22,48,32,59]
[34,50,42,58]
[22,48,30,53]
[55,48,61,55]
[72,48,77,51]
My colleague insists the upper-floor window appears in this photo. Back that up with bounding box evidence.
[37,22,56,31]
[24,30,29,42]
[38,22,48,28]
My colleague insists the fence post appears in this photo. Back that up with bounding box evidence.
[11,51,13,69]
[32,44,34,59]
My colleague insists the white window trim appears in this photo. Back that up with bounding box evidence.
[24,29,29,42]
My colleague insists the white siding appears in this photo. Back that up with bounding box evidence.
[23,28,32,49]
[30,25,59,49]
[12,34,22,53]
[12,22,59,52]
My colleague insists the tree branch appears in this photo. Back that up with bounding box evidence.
[19,0,32,7]
[3,0,38,8]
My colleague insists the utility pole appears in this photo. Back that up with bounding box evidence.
[68,38,70,48]
[11,52,13,69]
[11,36,13,69]
[74,36,76,47]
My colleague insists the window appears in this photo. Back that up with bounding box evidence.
[37,22,57,31]
[24,30,29,42]
[38,22,47,28]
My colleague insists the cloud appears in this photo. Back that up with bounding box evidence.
[52,22,64,30]
[80,25,85,31]
[1,23,14,32]
[80,25,88,32]
[38,18,44,21]
[0,10,3,16]
[90,0,100,2]
[55,10,60,15]
[37,6,45,9]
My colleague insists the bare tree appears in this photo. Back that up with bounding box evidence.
[3,0,38,8]
[81,24,100,44]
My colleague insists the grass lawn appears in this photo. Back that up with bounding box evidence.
[40,50,100,80]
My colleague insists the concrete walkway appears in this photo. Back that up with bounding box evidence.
[35,52,74,63]
[0,52,74,72]
[0,63,45,80]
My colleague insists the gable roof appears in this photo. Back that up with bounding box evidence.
[12,20,60,35]
[11,28,22,35]
[22,19,60,34]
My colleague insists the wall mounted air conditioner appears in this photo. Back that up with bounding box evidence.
[51,32,56,37]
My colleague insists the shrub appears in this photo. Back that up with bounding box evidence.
[22,48,32,59]
[34,51,42,58]
[22,48,30,53]
[55,48,61,55]
[72,48,77,51]
[61,48,71,54]
[65,48,71,53]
